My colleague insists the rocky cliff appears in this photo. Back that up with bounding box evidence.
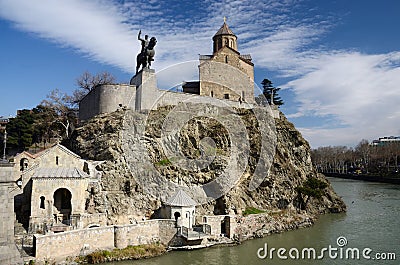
[67,103,345,225]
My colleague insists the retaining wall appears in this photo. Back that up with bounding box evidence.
[34,219,177,262]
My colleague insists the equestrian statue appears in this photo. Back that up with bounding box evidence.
[136,30,157,74]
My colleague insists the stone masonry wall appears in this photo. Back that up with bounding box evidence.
[34,219,177,262]
[79,84,136,120]
[0,162,23,265]
[35,226,115,261]
[199,59,255,104]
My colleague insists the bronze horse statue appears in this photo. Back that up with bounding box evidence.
[136,36,157,74]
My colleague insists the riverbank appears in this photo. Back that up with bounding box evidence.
[69,210,318,264]
[98,178,399,265]
[74,243,167,264]
[323,172,400,184]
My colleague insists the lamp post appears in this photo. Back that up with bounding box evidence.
[3,129,7,161]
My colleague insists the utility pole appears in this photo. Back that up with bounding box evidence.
[3,129,7,161]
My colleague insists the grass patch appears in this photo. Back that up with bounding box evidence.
[156,158,171,166]
[243,207,266,216]
[80,243,166,264]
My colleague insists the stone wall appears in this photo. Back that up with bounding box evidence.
[79,84,136,120]
[31,178,89,219]
[80,64,256,121]
[0,162,23,265]
[34,219,177,262]
[114,219,177,249]
[34,226,115,261]
[80,213,108,228]
[200,215,237,239]
[199,59,255,103]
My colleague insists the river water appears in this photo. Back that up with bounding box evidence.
[106,178,400,265]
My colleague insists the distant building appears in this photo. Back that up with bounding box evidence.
[371,136,400,146]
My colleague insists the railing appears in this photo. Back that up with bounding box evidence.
[179,224,211,240]
[181,226,189,238]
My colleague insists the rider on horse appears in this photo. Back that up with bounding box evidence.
[136,30,157,74]
[138,30,149,54]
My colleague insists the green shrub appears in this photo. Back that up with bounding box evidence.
[156,158,171,166]
[243,207,265,216]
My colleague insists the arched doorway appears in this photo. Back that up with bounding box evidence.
[174,211,181,221]
[53,188,72,225]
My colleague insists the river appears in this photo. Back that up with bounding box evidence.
[105,178,400,264]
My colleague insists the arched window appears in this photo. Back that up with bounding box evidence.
[83,162,89,174]
[40,196,45,209]
[20,158,29,171]
[225,56,228,63]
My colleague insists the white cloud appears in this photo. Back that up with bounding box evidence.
[285,51,400,146]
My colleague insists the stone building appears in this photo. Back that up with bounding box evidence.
[0,162,23,264]
[13,144,105,234]
[79,21,255,121]
[191,21,255,103]
[164,189,197,229]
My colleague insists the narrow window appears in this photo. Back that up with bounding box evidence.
[40,196,45,209]
[210,91,214,97]
[56,156,59,165]
[83,162,89,174]
[203,217,207,223]
[224,94,230,99]
[225,56,228,63]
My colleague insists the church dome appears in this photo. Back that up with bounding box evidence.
[212,20,238,53]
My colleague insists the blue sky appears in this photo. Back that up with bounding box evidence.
[0,0,400,148]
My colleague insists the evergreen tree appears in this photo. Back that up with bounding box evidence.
[6,109,35,152]
[256,78,284,106]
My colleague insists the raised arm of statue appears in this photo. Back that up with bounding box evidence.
[138,30,143,41]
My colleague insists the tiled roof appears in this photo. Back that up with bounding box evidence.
[199,55,212,60]
[214,22,235,36]
[165,189,197,207]
[240,54,252,61]
[32,167,89,179]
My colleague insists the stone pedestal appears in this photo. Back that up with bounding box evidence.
[130,68,158,111]
[0,162,23,265]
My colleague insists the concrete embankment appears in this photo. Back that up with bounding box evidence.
[324,173,400,184]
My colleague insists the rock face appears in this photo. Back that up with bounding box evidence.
[67,104,345,225]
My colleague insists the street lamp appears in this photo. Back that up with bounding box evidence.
[2,129,7,161]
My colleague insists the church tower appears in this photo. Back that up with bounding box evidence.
[196,19,255,103]
[212,19,238,53]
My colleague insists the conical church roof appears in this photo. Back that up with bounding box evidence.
[165,189,197,207]
[214,22,235,37]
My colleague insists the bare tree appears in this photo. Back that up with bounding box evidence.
[72,71,116,105]
[76,71,116,92]
[41,89,77,139]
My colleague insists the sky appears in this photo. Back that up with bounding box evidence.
[0,0,400,148]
